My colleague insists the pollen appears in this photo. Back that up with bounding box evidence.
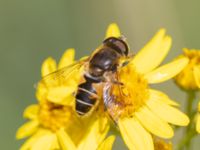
[116,63,149,117]
[174,48,200,90]
[38,101,72,132]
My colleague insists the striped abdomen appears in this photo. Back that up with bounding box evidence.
[75,81,97,115]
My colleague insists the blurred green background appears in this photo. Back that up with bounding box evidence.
[0,0,200,149]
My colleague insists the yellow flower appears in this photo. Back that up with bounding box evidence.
[174,48,200,90]
[196,102,200,133]
[16,50,110,150]
[17,23,190,150]
[105,23,189,150]
[37,48,80,106]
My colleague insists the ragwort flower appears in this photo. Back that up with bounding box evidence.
[17,23,190,150]
[174,48,200,90]
[16,49,114,150]
[105,24,189,150]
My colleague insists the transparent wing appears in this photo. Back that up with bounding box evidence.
[37,57,89,88]
[38,46,102,88]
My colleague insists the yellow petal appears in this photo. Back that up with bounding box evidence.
[77,117,110,150]
[146,94,189,126]
[145,57,189,84]
[47,86,76,105]
[31,132,57,150]
[16,120,39,139]
[51,139,60,150]
[36,82,48,103]
[41,57,57,77]
[65,119,86,144]
[58,48,75,69]
[118,117,153,150]
[23,104,39,119]
[196,114,200,133]
[135,106,174,138]
[97,135,115,150]
[149,89,179,106]
[56,128,76,150]
[132,29,171,74]
[194,66,200,88]
[20,129,49,150]
[105,23,121,38]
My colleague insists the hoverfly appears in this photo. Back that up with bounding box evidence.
[38,36,132,123]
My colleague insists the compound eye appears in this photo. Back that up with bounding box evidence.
[103,37,117,44]
[103,37,129,56]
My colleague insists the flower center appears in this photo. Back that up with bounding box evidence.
[184,49,200,63]
[114,63,149,117]
[38,101,72,132]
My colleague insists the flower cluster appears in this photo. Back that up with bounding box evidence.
[17,23,200,150]
[174,48,200,149]
[16,48,113,150]
[174,48,200,135]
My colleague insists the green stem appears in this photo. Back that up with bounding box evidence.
[177,130,196,150]
[177,91,196,150]
[187,92,194,123]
